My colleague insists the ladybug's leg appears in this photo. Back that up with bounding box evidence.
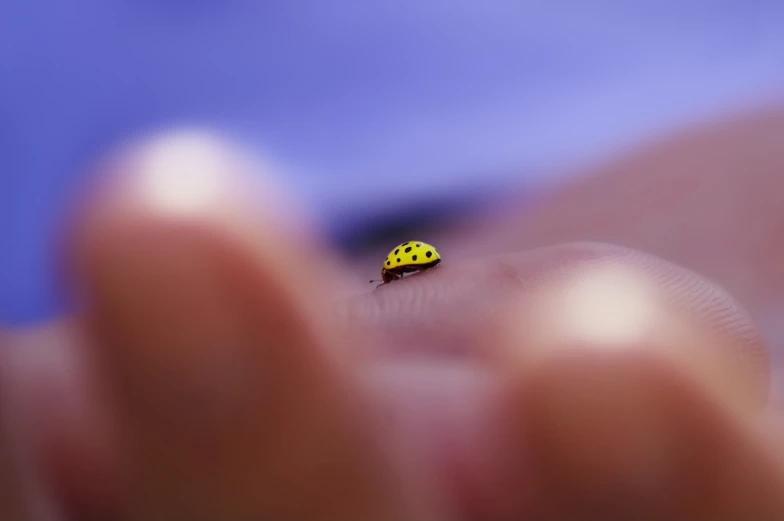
[376,270,399,288]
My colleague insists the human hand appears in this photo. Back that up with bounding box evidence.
[3,117,784,520]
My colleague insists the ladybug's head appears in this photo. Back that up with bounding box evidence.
[370,268,400,286]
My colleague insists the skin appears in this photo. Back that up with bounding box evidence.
[3,102,784,520]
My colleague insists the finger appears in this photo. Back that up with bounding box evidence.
[67,130,431,520]
[486,245,773,520]
[342,242,769,520]
[490,243,768,408]
[0,321,117,520]
[0,335,42,521]
[344,243,768,406]
[0,325,98,521]
[507,346,784,521]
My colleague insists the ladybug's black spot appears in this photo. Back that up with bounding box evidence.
[412,254,418,261]
[405,246,412,253]
[397,258,401,262]
[426,251,432,258]
[394,249,399,255]
[416,243,422,247]
[401,242,409,246]
[386,260,391,265]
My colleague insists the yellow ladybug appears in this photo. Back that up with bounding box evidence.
[370,241,441,287]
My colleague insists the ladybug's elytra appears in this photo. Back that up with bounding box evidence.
[370,241,441,288]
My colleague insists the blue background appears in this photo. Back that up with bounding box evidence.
[2,1,783,324]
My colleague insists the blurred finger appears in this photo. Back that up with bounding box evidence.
[490,243,768,408]
[68,130,429,520]
[343,242,770,520]
[508,346,784,521]
[484,244,774,520]
[344,243,768,406]
[0,330,69,521]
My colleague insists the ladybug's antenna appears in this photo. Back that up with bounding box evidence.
[369,279,379,284]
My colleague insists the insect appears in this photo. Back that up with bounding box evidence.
[370,241,441,287]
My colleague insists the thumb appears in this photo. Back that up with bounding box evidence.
[66,129,435,520]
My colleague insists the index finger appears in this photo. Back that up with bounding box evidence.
[342,242,768,407]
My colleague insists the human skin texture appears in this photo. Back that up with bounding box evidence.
[3,102,784,520]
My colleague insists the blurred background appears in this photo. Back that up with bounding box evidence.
[1,1,783,325]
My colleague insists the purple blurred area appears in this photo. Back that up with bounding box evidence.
[1,1,783,323]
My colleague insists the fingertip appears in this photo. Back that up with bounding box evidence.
[68,130,300,265]
[64,127,356,329]
[490,243,768,410]
[76,128,291,220]
[56,129,415,519]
